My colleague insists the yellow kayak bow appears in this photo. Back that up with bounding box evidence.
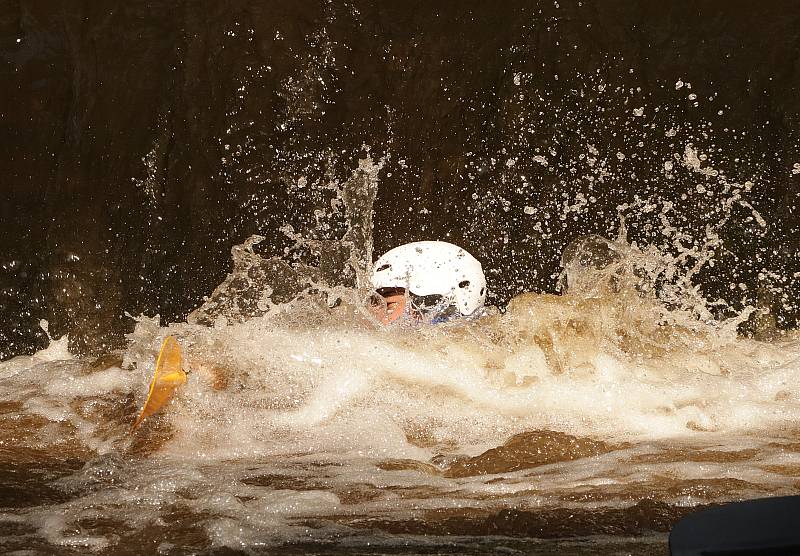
[131,336,187,431]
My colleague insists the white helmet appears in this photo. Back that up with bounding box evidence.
[371,241,487,316]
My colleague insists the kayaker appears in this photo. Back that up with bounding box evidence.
[369,241,487,324]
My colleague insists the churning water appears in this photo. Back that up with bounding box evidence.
[2,153,799,555]
[4,4,800,553]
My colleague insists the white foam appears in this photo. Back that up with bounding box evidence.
[3,253,799,551]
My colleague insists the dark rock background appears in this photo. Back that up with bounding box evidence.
[1,0,798,358]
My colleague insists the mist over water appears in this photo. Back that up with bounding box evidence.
[2,1,800,554]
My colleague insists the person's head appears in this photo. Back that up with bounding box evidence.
[369,241,486,324]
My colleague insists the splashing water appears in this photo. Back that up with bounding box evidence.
[3,21,799,547]
[2,152,800,554]
[6,2,800,553]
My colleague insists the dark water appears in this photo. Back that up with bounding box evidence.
[3,2,800,555]
[2,0,799,358]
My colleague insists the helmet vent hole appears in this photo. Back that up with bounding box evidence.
[459,280,470,288]
[376,264,391,272]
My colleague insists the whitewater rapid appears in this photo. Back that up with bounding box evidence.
[2,271,800,552]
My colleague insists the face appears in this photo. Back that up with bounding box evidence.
[371,288,409,324]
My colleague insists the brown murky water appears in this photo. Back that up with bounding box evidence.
[4,2,800,554]
[2,270,799,554]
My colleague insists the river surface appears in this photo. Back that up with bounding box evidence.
[2,237,800,554]
[3,2,800,554]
